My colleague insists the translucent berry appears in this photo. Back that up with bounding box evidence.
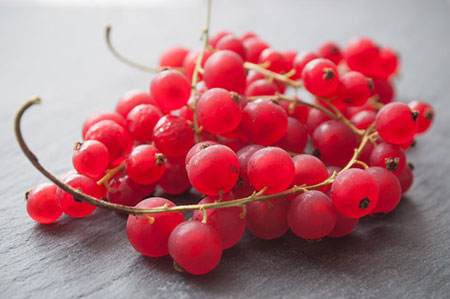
[408,101,434,134]
[366,167,402,214]
[236,144,264,182]
[153,115,195,157]
[192,194,246,249]
[126,145,165,185]
[84,119,127,162]
[344,37,380,75]
[126,104,162,143]
[246,196,290,239]
[397,163,414,193]
[115,90,157,118]
[243,37,269,63]
[185,141,219,166]
[126,197,184,257]
[350,110,377,130]
[258,48,290,74]
[302,58,339,98]
[245,79,278,97]
[241,99,288,145]
[82,111,126,139]
[336,71,372,106]
[150,70,191,111]
[290,154,329,195]
[216,34,247,61]
[107,173,156,206]
[327,211,358,238]
[72,140,109,179]
[275,117,308,154]
[26,183,62,224]
[247,147,295,194]
[292,51,319,80]
[376,102,418,145]
[158,157,191,195]
[187,145,239,196]
[331,169,379,218]
[369,143,406,176]
[182,48,212,81]
[317,41,343,65]
[371,77,394,104]
[159,46,189,68]
[288,191,336,239]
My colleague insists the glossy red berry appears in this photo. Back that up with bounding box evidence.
[150,70,191,111]
[126,145,165,185]
[197,88,243,134]
[327,211,359,238]
[127,197,184,257]
[153,115,195,157]
[185,141,219,166]
[247,147,295,194]
[115,90,157,118]
[72,140,109,179]
[216,34,246,61]
[236,144,264,182]
[331,169,379,218]
[168,220,222,275]
[376,102,418,145]
[82,111,126,139]
[245,79,278,97]
[397,163,414,193]
[258,48,290,74]
[366,167,402,214]
[317,41,343,65]
[126,104,162,143]
[26,183,62,224]
[243,38,269,63]
[192,194,246,249]
[203,50,246,94]
[408,101,434,134]
[241,99,288,145]
[275,117,308,154]
[305,107,331,136]
[158,157,191,195]
[344,37,380,75]
[187,145,239,196]
[371,77,394,104]
[312,120,358,167]
[350,110,377,130]
[56,174,103,217]
[159,46,189,68]
[107,173,156,206]
[290,154,329,195]
[302,58,339,98]
[84,119,127,162]
[288,191,337,239]
[292,51,319,80]
[376,47,399,79]
[246,196,290,239]
[209,30,231,48]
[369,143,406,176]
[337,71,372,106]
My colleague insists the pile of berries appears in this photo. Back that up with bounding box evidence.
[22,27,434,275]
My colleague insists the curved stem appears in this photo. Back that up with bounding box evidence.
[105,26,183,73]
[191,0,211,143]
[244,62,302,88]
[15,98,374,216]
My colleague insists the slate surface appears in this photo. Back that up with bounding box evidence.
[1,0,449,298]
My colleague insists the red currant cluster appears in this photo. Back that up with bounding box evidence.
[19,15,435,275]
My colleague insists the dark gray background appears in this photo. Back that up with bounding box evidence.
[1,0,449,298]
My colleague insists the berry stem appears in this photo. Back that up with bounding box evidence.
[191,0,212,143]
[105,26,183,73]
[15,97,374,216]
[243,62,303,88]
[96,162,125,187]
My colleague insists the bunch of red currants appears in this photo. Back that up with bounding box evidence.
[24,29,434,275]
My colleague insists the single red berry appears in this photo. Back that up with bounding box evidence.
[168,220,222,275]
[289,154,329,196]
[397,163,414,193]
[305,107,331,136]
[366,167,402,214]
[26,183,62,224]
[302,58,340,98]
[331,169,379,218]
[312,120,358,167]
[245,79,278,97]
[126,104,162,143]
[275,117,308,154]
[292,51,319,80]
[158,157,191,195]
[369,143,406,176]
[192,194,246,249]
[153,115,195,157]
[408,101,434,134]
[187,145,240,196]
[350,110,377,130]
[197,88,243,134]
[126,145,165,185]
[283,50,297,70]
[344,37,380,75]
[247,147,295,194]
[243,37,269,63]
[376,102,418,145]
[375,47,399,79]
[150,70,191,111]
[56,173,103,218]
[246,196,290,240]
[127,197,184,257]
[327,210,359,238]
[288,191,337,239]
[216,34,247,61]
[203,50,246,94]
[258,48,290,74]
[82,110,126,139]
[240,99,288,145]
[185,141,219,167]
[371,77,394,104]
[317,41,343,65]
[72,140,109,179]
[336,71,372,106]
[107,173,156,207]
[159,46,189,68]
